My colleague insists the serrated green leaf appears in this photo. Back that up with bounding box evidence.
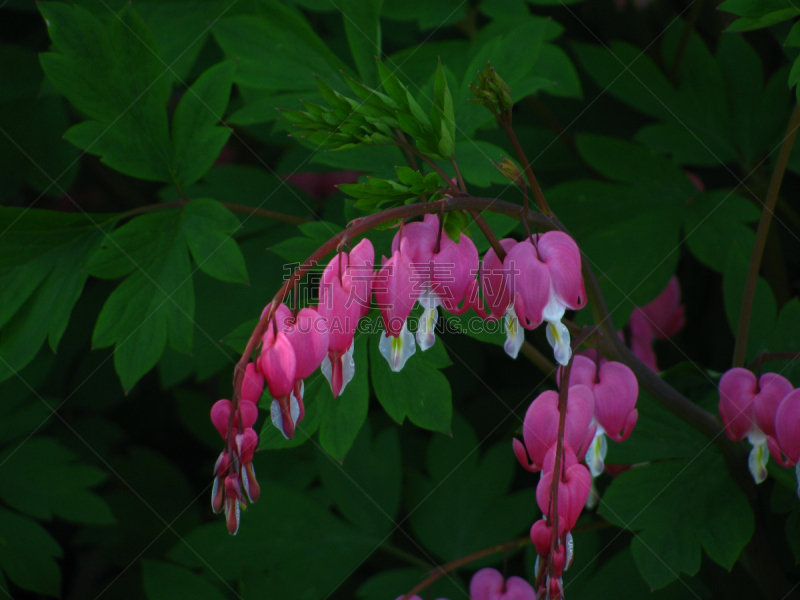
[0,507,62,596]
[600,449,754,589]
[0,437,113,524]
[171,61,236,188]
[0,208,106,379]
[39,2,173,181]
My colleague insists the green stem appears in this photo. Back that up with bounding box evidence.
[733,104,800,368]
[499,119,552,216]
[669,0,704,83]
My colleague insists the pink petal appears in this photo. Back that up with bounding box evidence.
[504,240,549,329]
[480,238,518,319]
[593,361,639,442]
[752,373,793,438]
[259,332,297,398]
[241,362,265,404]
[537,231,586,311]
[776,389,800,465]
[718,368,758,441]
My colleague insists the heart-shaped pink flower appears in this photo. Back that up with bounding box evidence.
[469,568,536,600]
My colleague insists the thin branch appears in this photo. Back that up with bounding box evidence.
[733,104,800,368]
[669,0,704,83]
[118,199,310,226]
[499,119,552,216]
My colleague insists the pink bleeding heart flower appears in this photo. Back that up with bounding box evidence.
[469,568,536,600]
[420,214,479,314]
[751,372,793,440]
[773,389,800,498]
[566,354,639,475]
[536,460,591,535]
[375,250,419,371]
[478,238,525,358]
[773,389,800,467]
[536,231,585,366]
[223,474,243,535]
[236,428,260,502]
[259,331,298,438]
[530,518,553,557]
[264,304,330,436]
[627,276,685,371]
[210,399,258,440]
[318,238,374,396]
[719,368,793,483]
[241,362,264,404]
[513,385,595,472]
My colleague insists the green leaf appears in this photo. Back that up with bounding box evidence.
[171,61,236,188]
[182,199,247,284]
[88,210,193,390]
[213,13,346,92]
[604,390,707,464]
[88,200,247,390]
[39,3,174,182]
[169,481,376,596]
[370,333,452,433]
[599,449,754,589]
[683,191,759,272]
[408,415,537,561]
[317,419,401,536]
[342,0,383,87]
[318,334,370,460]
[0,507,62,596]
[453,140,511,187]
[0,437,113,525]
[0,208,106,380]
[718,0,796,17]
[142,560,226,600]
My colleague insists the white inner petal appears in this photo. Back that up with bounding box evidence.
[416,305,438,351]
[379,321,416,372]
[270,399,289,440]
[339,338,356,395]
[320,353,333,388]
[503,306,524,359]
[586,428,607,478]
[542,282,566,323]
[748,440,768,485]
[546,319,572,366]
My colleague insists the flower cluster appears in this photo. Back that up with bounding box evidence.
[209,363,264,535]
[209,218,589,536]
[514,354,638,595]
[719,368,800,492]
[476,232,585,365]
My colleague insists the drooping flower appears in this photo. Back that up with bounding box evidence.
[627,276,685,371]
[262,304,329,438]
[477,232,585,365]
[317,238,374,396]
[513,386,595,473]
[719,368,793,483]
[469,567,536,600]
